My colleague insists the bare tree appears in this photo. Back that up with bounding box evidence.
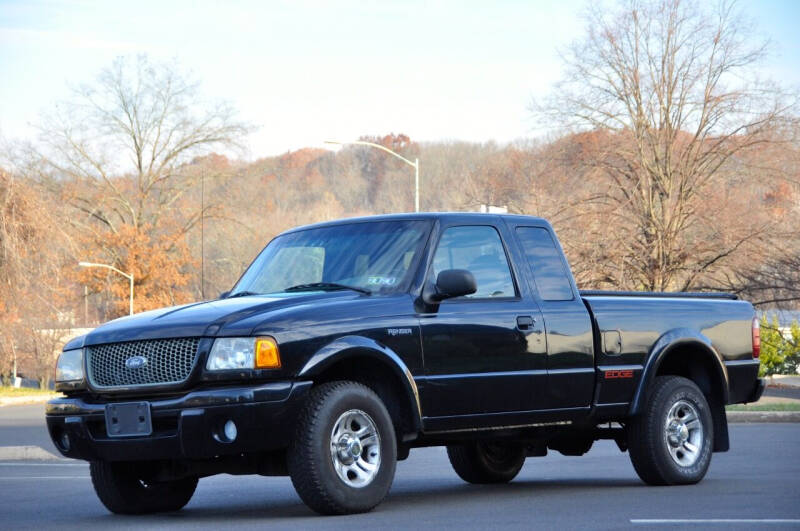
[33,55,252,315]
[0,165,72,384]
[534,0,798,291]
[40,55,250,231]
[731,238,800,306]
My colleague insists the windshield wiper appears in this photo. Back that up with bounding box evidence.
[284,282,371,295]
[227,291,262,298]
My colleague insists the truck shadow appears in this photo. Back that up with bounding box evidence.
[83,476,648,523]
[387,477,645,508]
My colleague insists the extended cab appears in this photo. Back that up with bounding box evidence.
[47,213,764,515]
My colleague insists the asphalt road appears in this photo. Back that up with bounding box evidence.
[1,406,798,530]
[764,385,800,400]
[0,403,57,453]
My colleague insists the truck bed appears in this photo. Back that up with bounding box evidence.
[581,292,759,406]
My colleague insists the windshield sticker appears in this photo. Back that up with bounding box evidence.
[367,276,398,286]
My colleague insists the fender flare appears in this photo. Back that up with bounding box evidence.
[298,335,422,432]
[628,328,730,416]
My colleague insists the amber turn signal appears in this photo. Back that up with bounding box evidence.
[255,337,281,369]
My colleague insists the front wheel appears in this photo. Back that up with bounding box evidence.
[288,381,397,515]
[89,461,197,514]
[447,441,526,484]
[627,375,714,485]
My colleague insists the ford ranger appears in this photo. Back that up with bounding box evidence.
[46,213,764,515]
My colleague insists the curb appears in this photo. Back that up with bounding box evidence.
[726,411,800,423]
[766,376,800,389]
[0,445,64,461]
[0,394,60,407]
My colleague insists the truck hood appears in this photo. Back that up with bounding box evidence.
[79,291,366,346]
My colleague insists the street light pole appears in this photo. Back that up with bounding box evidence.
[325,140,421,212]
[78,261,135,315]
[414,158,419,213]
[11,343,17,386]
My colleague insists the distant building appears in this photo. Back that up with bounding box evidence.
[479,205,508,213]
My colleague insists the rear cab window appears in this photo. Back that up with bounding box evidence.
[515,227,574,301]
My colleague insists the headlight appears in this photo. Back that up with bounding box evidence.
[55,349,85,390]
[206,337,281,371]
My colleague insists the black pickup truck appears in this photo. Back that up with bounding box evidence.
[47,213,764,515]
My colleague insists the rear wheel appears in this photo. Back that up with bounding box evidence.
[89,461,197,514]
[627,375,714,485]
[288,381,397,515]
[447,441,526,484]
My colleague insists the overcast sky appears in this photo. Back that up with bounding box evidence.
[1,0,798,158]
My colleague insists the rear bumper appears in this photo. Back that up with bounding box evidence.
[724,360,762,404]
[744,378,766,404]
[45,381,311,462]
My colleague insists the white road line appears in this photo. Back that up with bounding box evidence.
[0,476,89,480]
[0,462,87,466]
[631,519,800,525]
[0,445,62,460]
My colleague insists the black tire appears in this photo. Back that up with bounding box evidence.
[446,442,526,484]
[89,461,197,514]
[627,375,714,486]
[288,381,397,515]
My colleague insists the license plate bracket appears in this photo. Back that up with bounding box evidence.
[105,402,152,438]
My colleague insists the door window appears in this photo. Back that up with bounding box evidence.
[432,226,516,298]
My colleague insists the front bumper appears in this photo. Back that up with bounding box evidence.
[45,381,311,462]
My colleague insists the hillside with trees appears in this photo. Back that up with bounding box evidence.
[1,0,798,384]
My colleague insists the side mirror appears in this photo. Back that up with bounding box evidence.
[219,290,230,299]
[429,269,477,302]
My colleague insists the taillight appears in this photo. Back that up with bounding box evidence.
[752,317,760,358]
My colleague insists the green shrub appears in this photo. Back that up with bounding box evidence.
[759,316,800,377]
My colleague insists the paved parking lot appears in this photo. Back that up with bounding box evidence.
[1,418,799,530]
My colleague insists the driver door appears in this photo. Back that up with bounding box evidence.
[418,223,546,427]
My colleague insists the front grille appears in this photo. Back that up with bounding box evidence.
[87,338,201,389]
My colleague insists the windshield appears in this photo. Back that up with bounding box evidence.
[230,220,431,296]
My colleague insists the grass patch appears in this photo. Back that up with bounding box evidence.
[0,386,56,397]
[726,402,800,412]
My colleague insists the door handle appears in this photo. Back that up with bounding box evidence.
[516,316,535,330]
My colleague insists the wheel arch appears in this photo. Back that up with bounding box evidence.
[629,328,730,452]
[298,336,422,438]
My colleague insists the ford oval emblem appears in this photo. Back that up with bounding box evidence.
[125,355,148,369]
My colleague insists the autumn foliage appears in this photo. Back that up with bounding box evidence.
[75,223,197,314]
[1,1,799,384]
